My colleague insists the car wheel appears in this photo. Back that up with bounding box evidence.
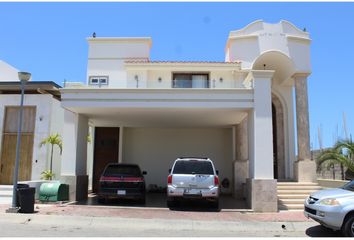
[98,197,106,204]
[342,214,354,237]
[139,197,146,205]
[211,199,219,209]
[167,199,176,208]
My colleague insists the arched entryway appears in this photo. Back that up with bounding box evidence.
[252,50,294,180]
[272,94,285,179]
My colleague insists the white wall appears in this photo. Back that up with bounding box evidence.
[0,60,19,81]
[48,98,64,180]
[147,70,172,88]
[87,38,151,88]
[227,38,260,68]
[123,127,233,193]
[0,94,56,180]
[226,21,311,73]
[87,60,127,88]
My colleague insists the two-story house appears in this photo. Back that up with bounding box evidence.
[60,20,316,212]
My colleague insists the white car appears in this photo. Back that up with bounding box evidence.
[304,180,354,236]
[167,157,219,208]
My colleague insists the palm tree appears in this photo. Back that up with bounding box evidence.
[40,133,63,180]
[317,139,354,180]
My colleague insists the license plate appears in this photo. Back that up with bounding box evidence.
[117,190,126,195]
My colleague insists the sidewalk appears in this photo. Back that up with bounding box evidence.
[0,203,339,237]
[0,202,311,222]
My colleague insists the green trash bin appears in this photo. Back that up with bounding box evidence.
[39,182,69,202]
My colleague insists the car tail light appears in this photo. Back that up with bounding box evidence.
[214,176,219,186]
[167,175,172,184]
[100,176,107,182]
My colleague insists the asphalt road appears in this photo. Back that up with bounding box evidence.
[0,213,343,237]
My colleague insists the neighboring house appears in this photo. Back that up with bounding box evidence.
[60,20,316,212]
[0,61,63,184]
[0,60,22,81]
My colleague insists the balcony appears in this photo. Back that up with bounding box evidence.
[64,77,253,90]
[172,79,210,88]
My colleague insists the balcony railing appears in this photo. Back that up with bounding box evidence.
[63,78,254,90]
[172,79,209,88]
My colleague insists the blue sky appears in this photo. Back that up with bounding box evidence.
[0,2,353,149]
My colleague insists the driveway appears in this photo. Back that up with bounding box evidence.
[74,192,248,211]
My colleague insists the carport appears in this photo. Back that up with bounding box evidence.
[84,107,249,209]
[60,88,256,209]
[60,74,277,212]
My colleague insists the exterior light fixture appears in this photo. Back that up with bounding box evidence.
[158,77,162,83]
[7,71,31,213]
[219,78,223,82]
[135,75,139,88]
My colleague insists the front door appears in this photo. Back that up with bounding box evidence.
[92,127,119,192]
[272,104,278,179]
[0,106,36,184]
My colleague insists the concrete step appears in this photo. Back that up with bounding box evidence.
[0,185,13,191]
[0,190,12,197]
[277,182,319,211]
[278,203,304,210]
[277,182,319,186]
[0,185,13,205]
[277,189,319,195]
[278,198,306,204]
[278,194,309,199]
[277,185,322,190]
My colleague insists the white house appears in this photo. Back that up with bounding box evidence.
[59,20,316,212]
[0,60,63,184]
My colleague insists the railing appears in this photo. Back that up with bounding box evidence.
[172,79,210,88]
[63,78,254,90]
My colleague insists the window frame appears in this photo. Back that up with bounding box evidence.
[172,72,210,88]
[89,76,109,86]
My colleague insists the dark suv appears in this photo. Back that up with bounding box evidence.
[98,163,147,204]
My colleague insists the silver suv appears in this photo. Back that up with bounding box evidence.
[304,180,354,237]
[167,157,219,208]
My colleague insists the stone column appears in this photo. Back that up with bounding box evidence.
[61,109,89,201]
[246,71,277,212]
[293,73,316,182]
[234,117,248,199]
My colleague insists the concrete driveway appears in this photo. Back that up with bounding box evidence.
[74,193,248,211]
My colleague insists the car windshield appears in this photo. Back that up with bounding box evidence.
[104,165,141,177]
[341,180,354,192]
[172,160,214,175]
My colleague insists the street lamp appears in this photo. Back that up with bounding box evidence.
[7,72,31,213]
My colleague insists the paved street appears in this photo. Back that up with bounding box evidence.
[0,203,343,237]
[0,212,329,237]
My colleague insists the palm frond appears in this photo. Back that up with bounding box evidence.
[317,145,354,173]
[39,133,63,154]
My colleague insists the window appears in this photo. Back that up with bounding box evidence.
[172,160,214,175]
[172,73,209,88]
[89,76,109,85]
[104,165,142,177]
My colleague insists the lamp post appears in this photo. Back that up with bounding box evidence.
[7,72,31,212]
